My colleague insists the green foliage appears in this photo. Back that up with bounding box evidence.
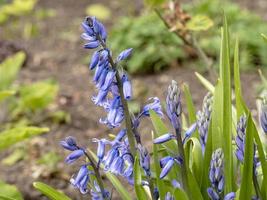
[186,15,213,31]
[33,182,71,200]
[0,126,49,151]
[110,13,185,74]
[185,0,267,69]
[85,4,111,21]
[16,79,58,113]
[0,0,37,24]
[0,52,26,90]
[0,181,23,200]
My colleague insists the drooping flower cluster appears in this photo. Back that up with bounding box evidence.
[82,16,134,129]
[60,136,110,198]
[207,148,235,200]
[197,92,213,152]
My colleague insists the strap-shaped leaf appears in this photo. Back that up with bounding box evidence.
[33,182,71,200]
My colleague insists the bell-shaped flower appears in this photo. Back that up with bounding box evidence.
[154,133,175,144]
[141,97,163,117]
[60,136,78,151]
[117,48,133,61]
[160,158,174,179]
[122,74,132,100]
[89,51,100,70]
[65,149,84,164]
[84,41,99,49]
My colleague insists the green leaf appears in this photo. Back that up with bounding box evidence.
[149,110,177,154]
[254,124,267,200]
[182,84,197,124]
[0,181,23,200]
[173,187,189,200]
[0,90,15,103]
[261,33,267,43]
[233,39,248,119]
[33,182,71,200]
[185,138,203,185]
[88,149,132,200]
[17,79,58,112]
[134,156,148,200]
[195,72,214,93]
[186,15,214,31]
[85,4,111,21]
[0,126,49,151]
[239,114,254,200]
[220,15,233,193]
[152,131,167,199]
[144,0,165,7]
[0,52,26,90]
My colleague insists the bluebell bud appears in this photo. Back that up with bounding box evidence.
[117,48,133,61]
[138,144,150,176]
[101,70,116,91]
[166,80,181,131]
[122,74,132,100]
[235,115,247,163]
[153,133,175,144]
[165,192,174,200]
[65,149,84,164]
[160,157,175,179]
[89,51,100,70]
[84,41,99,49]
[60,136,78,151]
[207,187,219,200]
[224,192,235,200]
[141,97,163,117]
[182,122,197,144]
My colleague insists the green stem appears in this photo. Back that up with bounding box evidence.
[253,166,262,200]
[175,127,191,199]
[96,35,136,156]
[81,149,108,199]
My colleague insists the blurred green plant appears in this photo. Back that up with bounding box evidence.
[110,12,185,74]
[85,4,111,21]
[184,0,267,70]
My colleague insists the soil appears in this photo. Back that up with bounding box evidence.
[0,0,265,199]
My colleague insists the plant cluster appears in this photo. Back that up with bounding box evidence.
[30,15,267,200]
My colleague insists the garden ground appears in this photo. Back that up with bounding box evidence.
[0,0,266,199]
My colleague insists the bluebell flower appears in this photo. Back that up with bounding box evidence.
[70,165,90,194]
[197,92,213,153]
[153,188,159,200]
[60,136,78,151]
[207,148,225,199]
[165,192,174,200]
[166,80,181,131]
[89,51,100,70]
[109,156,125,175]
[140,97,163,117]
[153,133,175,144]
[160,156,182,179]
[138,144,150,176]
[182,122,197,144]
[84,41,100,49]
[235,115,247,163]
[224,192,235,200]
[260,96,267,134]
[65,149,84,164]
[172,179,181,188]
[90,181,110,200]
[101,70,116,91]
[117,48,133,61]
[122,74,132,100]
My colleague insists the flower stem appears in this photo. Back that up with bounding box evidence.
[97,35,136,156]
[78,147,108,199]
[175,127,191,199]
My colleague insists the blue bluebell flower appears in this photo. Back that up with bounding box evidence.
[117,48,133,61]
[84,41,100,49]
[224,192,235,200]
[138,144,150,176]
[153,133,175,144]
[60,136,78,151]
[182,122,197,144]
[172,179,181,188]
[90,181,110,200]
[122,74,132,100]
[65,149,84,164]
[89,51,100,70]
[166,80,181,131]
[140,97,163,117]
[235,115,247,163]
[70,165,90,194]
[165,192,174,200]
[197,92,213,152]
[153,188,159,200]
[260,96,267,134]
[207,148,224,199]
[160,156,182,179]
